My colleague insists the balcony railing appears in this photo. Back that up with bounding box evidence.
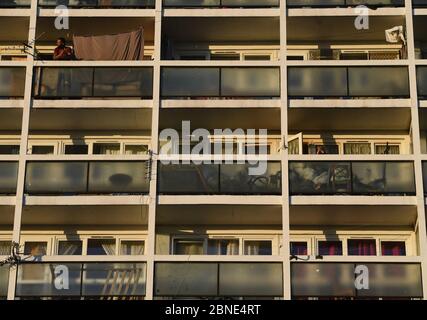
[158,162,282,195]
[287,0,404,7]
[417,66,427,99]
[289,161,415,195]
[0,67,26,99]
[291,263,423,298]
[163,0,279,7]
[154,262,283,297]
[15,263,146,299]
[287,67,409,98]
[0,0,30,7]
[161,67,280,99]
[0,265,9,299]
[38,0,155,7]
[33,67,153,99]
[25,161,150,195]
[0,162,18,195]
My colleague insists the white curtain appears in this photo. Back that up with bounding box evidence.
[58,241,81,255]
[0,242,11,255]
[121,241,145,255]
[101,242,116,255]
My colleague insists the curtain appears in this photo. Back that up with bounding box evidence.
[73,28,144,61]
[121,241,145,255]
[101,242,116,255]
[288,139,299,155]
[348,239,376,256]
[95,144,120,155]
[0,242,11,255]
[344,143,371,155]
[290,242,307,255]
[319,241,342,256]
[58,241,82,255]
[375,145,400,155]
[175,240,203,255]
[381,241,406,256]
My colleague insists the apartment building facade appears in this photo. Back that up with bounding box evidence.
[1,0,427,300]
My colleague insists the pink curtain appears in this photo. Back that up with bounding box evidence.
[348,239,376,256]
[73,27,144,61]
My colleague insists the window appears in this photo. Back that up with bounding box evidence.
[243,144,271,155]
[24,241,47,256]
[57,240,82,255]
[124,144,149,155]
[340,52,369,60]
[318,241,342,256]
[207,239,239,255]
[375,144,400,155]
[210,53,240,60]
[0,241,11,255]
[381,241,406,256]
[211,141,239,155]
[87,239,116,255]
[173,238,204,255]
[64,144,88,155]
[244,240,272,255]
[343,142,371,155]
[347,239,376,256]
[0,145,19,155]
[307,144,339,155]
[120,240,145,255]
[31,145,54,155]
[93,143,120,155]
[244,55,271,61]
[290,241,308,255]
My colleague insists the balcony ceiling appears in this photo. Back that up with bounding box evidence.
[0,17,29,42]
[287,16,405,42]
[21,205,148,226]
[35,17,155,44]
[157,205,282,225]
[290,205,417,227]
[29,108,152,131]
[163,17,280,42]
[288,107,411,132]
[160,108,281,131]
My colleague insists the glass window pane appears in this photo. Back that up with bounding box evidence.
[120,241,145,255]
[291,263,356,297]
[124,145,148,155]
[244,241,272,255]
[93,143,120,155]
[173,239,204,255]
[352,162,415,194]
[381,241,406,256]
[343,143,371,155]
[25,161,88,194]
[318,241,342,256]
[0,67,25,97]
[64,145,88,155]
[24,242,48,256]
[219,263,283,297]
[93,68,153,98]
[158,163,219,194]
[154,263,218,297]
[34,68,93,98]
[58,241,83,255]
[31,145,54,155]
[289,162,351,195]
[288,67,348,97]
[348,67,409,97]
[357,263,422,298]
[290,242,308,255]
[16,263,82,297]
[161,67,220,97]
[347,239,376,256]
[375,144,400,155]
[82,263,146,297]
[0,145,20,155]
[0,162,18,194]
[0,241,11,256]
[417,66,427,97]
[87,239,116,255]
[163,0,220,7]
[0,265,9,298]
[207,239,239,255]
[88,161,149,193]
[221,68,280,97]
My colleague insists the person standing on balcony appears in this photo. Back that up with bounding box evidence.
[53,38,74,60]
